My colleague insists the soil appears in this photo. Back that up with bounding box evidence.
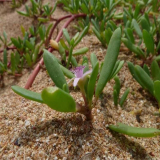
[0,0,159,159]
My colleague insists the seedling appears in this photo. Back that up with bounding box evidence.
[12,28,124,120]
[122,14,160,63]
[113,76,130,107]
[11,0,27,8]
[17,0,57,23]
[128,61,160,112]
[92,19,120,47]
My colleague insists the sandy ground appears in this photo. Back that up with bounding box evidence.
[0,0,159,159]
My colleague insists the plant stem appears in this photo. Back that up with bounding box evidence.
[47,14,72,42]
[76,103,92,121]
[25,13,86,89]
[0,46,16,53]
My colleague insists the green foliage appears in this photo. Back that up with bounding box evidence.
[43,49,69,92]
[128,61,160,107]
[92,20,119,47]
[41,87,76,112]
[95,28,122,98]
[57,27,89,68]
[113,76,129,107]
[17,0,57,23]
[12,86,43,103]
[58,0,120,19]
[109,123,160,137]
[123,13,160,60]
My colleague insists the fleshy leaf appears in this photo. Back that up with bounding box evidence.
[90,53,98,69]
[109,123,160,137]
[151,60,160,81]
[135,65,154,95]
[41,87,76,112]
[87,62,99,106]
[119,88,130,107]
[95,28,121,98]
[43,49,69,92]
[73,47,89,56]
[12,86,43,103]
[132,19,142,38]
[143,30,154,54]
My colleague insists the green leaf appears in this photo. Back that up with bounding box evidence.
[46,23,53,38]
[74,26,89,47]
[133,4,140,19]
[151,60,160,81]
[109,60,124,80]
[63,28,70,44]
[17,11,29,17]
[25,40,34,50]
[105,28,113,45]
[119,88,130,107]
[132,19,142,38]
[135,65,154,95]
[109,123,160,137]
[128,62,145,89]
[21,25,26,37]
[113,90,118,106]
[113,76,120,106]
[12,86,43,103]
[92,27,103,44]
[71,56,78,67]
[32,45,40,63]
[43,49,69,92]
[38,17,49,23]
[95,28,121,98]
[90,53,98,69]
[141,17,150,32]
[154,81,160,106]
[59,64,75,79]
[73,47,88,56]
[39,26,46,41]
[11,38,21,48]
[122,38,145,58]
[87,62,99,105]
[124,28,135,44]
[3,31,7,43]
[114,76,120,98]
[24,53,32,67]
[81,3,89,14]
[41,87,76,112]
[143,64,150,76]
[143,30,154,54]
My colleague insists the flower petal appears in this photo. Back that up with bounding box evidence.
[82,69,92,78]
[73,78,80,87]
[71,66,85,78]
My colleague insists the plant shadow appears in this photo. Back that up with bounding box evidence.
[109,131,153,159]
[15,115,93,147]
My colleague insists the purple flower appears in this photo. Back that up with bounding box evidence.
[71,66,92,87]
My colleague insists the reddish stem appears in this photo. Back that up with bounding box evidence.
[25,13,86,89]
[0,46,16,53]
[48,14,72,41]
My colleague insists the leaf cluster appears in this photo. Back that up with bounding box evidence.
[17,0,57,23]
[12,28,123,119]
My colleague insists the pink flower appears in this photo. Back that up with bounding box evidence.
[71,66,92,87]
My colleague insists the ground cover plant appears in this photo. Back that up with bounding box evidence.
[0,0,160,159]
